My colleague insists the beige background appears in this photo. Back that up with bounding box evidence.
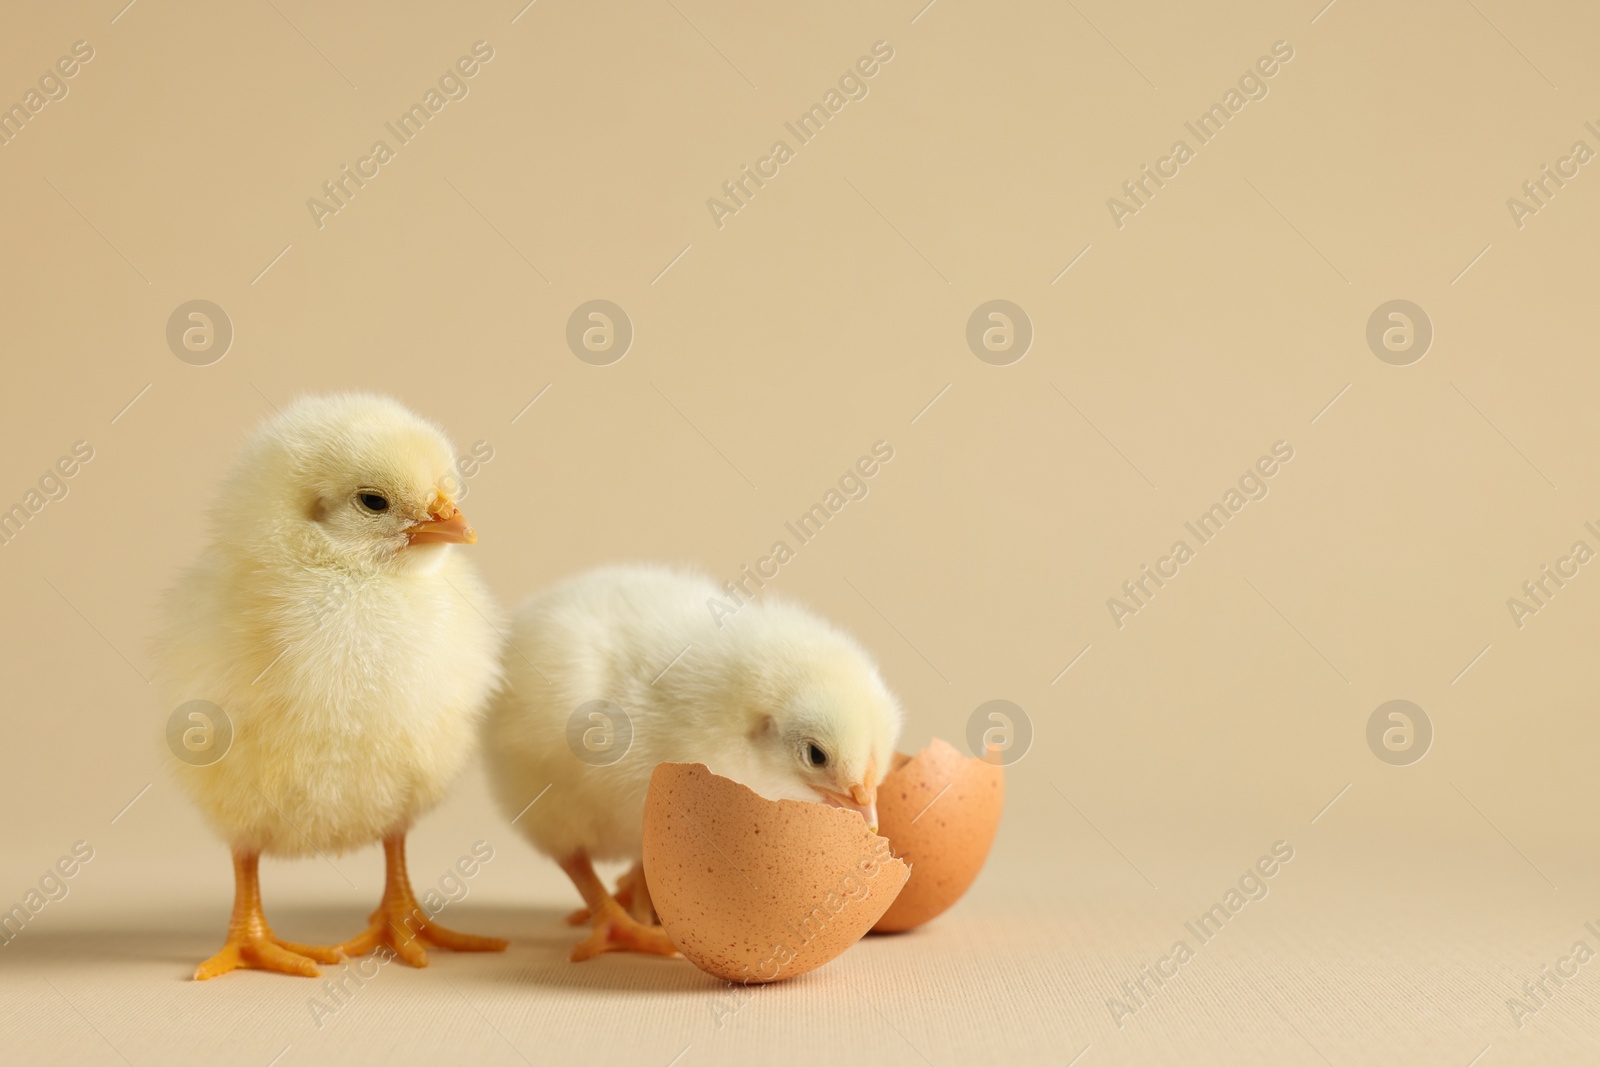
[3,0,1599,1064]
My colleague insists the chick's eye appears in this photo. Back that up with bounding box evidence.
[356,492,389,513]
[806,743,828,767]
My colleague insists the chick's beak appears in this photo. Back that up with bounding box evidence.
[406,495,476,546]
[816,782,879,834]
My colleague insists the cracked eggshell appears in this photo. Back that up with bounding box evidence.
[642,762,909,984]
[872,737,1004,933]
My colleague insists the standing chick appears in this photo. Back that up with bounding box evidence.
[155,394,508,979]
[484,564,903,960]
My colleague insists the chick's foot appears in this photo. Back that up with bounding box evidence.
[195,933,341,981]
[336,833,508,967]
[195,851,342,980]
[570,899,679,962]
[558,851,677,961]
[564,860,654,925]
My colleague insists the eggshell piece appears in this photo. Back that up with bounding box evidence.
[871,737,1004,932]
[643,762,909,984]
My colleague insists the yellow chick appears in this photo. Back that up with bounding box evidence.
[484,564,903,960]
[155,394,508,980]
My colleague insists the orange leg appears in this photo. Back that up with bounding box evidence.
[194,851,342,980]
[563,860,654,925]
[335,833,508,967]
[558,852,677,962]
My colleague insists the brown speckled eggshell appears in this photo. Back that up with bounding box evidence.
[871,737,1004,933]
[642,762,909,984]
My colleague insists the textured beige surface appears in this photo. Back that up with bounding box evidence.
[3,0,1600,1063]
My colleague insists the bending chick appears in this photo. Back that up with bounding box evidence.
[484,564,903,961]
[155,393,508,979]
